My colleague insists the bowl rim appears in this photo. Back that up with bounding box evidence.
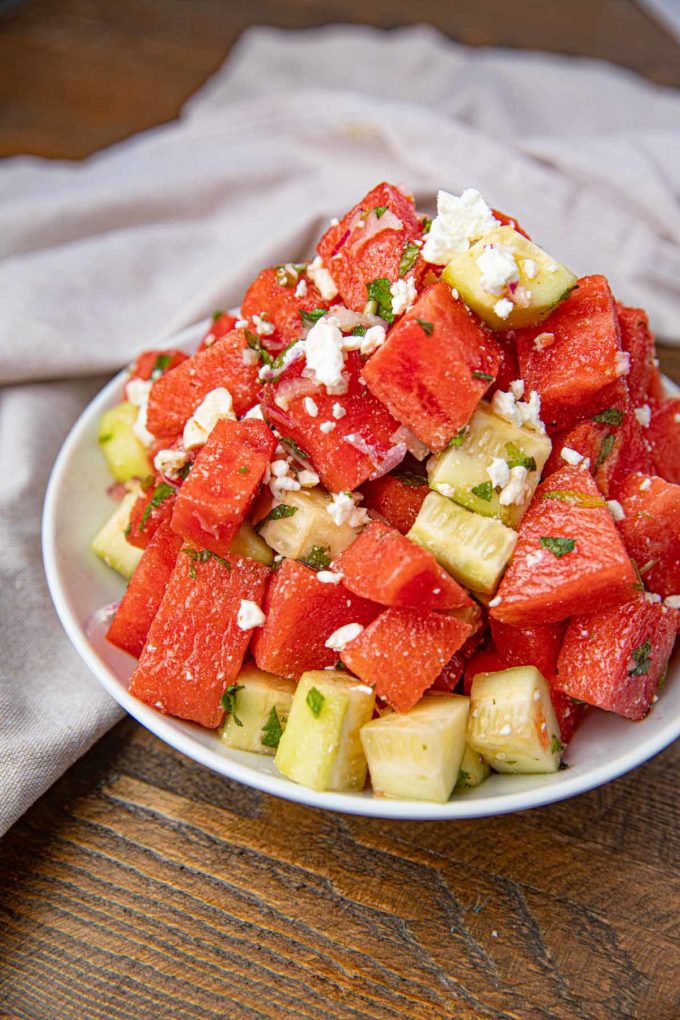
[42,319,680,820]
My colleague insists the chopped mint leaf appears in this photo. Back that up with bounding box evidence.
[271,341,298,370]
[550,734,565,754]
[221,684,244,726]
[541,490,606,508]
[415,318,434,336]
[505,442,537,472]
[592,407,624,427]
[178,461,192,481]
[238,466,249,474]
[374,205,388,218]
[123,523,132,537]
[539,536,576,558]
[245,330,273,366]
[398,241,420,278]
[299,307,327,324]
[261,503,297,525]
[366,278,394,323]
[261,705,283,748]
[140,482,174,528]
[471,481,493,502]
[334,660,347,671]
[446,426,469,449]
[456,770,472,788]
[182,546,232,576]
[211,310,226,322]
[300,545,331,571]
[152,353,173,376]
[628,639,652,678]
[306,686,325,718]
[421,217,432,235]
[395,471,427,488]
[280,436,309,461]
[472,370,494,382]
[351,325,367,337]
[594,432,615,471]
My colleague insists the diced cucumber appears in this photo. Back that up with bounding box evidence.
[455,745,491,790]
[442,225,577,330]
[274,671,375,792]
[98,402,153,483]
[91,488,143,579]
[408,492,517,594]
[467,666,562,774]
[428,402,552,528]
[260,487,358,564]
[360,693,469,803]
[229,524,274,566]
[220,665,295,755]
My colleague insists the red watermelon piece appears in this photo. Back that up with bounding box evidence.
[489,336,520,397]
[616,304,655,406]
[490,208,531,239]
[492,464,637,625]
[127,476,177,550]
[359,472,429,534]
[251,559,380,679]
[363,281,501,452]
[262,350,403,492]
[317,182,423,311]
[128,549,269,727]
[128,348,189,387]
[515,275,628,432]
[197,313,240,352]
[615,473,680,599]
[333,519,471,611]
[554,594,678,720]
[462,645,509,696]
[241,268,328,346]
[489,618,566,678]
[647,397,680,484]
[147,327,262,438]
[107,521,183,658]
[171,419,276,557]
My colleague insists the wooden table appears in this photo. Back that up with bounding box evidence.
[1,4,679,1017]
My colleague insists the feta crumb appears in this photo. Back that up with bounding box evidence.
[498,723,512,736]
[634,404,651,428]
[640,478,652,491]
[606,499,625,521]
[253,313,275,337]
[330,216,339,226]
[297,469,320,487]
[488,596,502,608]
[307,255,339,301]
[561,447,584,466]
[476,244,519,295]
[236,599,266,631]
[126,378,155,447]
[235,318,249,329]
[645,591,662,605]
[390,277,417,316]
[270,459,290,478]
[533,331,555,351]
[327,491,370,529]
[614,351,631,377]
[295,278,308,298]
[243,403,264,420]
[359,325,386,356]
[422,188,498,265]
[451,287,459,300]
[509,379,525,400]
[183,387,236,449]
[303,396,319,418]
[491,389,521,427]
[242,347,260,366]
[269,458,301,500]
[320,420,336,434]
[332,402,347,419]
[522,258,537,280]
[325,622,364,651]
[303,315,347,394]
[491,384,545,432]
[487,457,510,489]
[493,298,514,320]
[664,595,680,609]
[316,571,344,585]
[499,465,530,506]
[154,448,188,481]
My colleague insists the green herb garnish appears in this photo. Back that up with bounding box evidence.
[594,433,615,471]
[472,370,494,382]
[415,318,433,336]
[446,426,469,449]
[140,482,174,528]
[395,471,427,488]
[280,436,309,461]
[182,546,232,578]
[238,465,249,474]
[260,504,298,526]
[123,523,131,537]
[628,639,652,677]
[261,706,283,748]
[550,734,565,754]
[245,329,273,366]
[366,278,394,323]
[299,307,327,325]
[300,545,331,571]
[334,660,347,671]
[421,217,432,235]
[211,309,225,322]
[592,407,624,427]
[351,325,367,337]
[152,353,173,376]
[398,241,420,278]
[374,205,388,219]
[505,442,537,472]
[471,481,493,502]
[539,536,576,558]
[541,490,606,509]
[221,684,244,726]
[178,461,192,481]
[306,687,325,718]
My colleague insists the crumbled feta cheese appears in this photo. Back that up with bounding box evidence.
[303,315,347,394]
[320,420,336,434]
[390,277,417,316]
[307,255,339,301]
[664,595,680,609]
[634,404,651,428]
[270,459,290,478]
[607,499,625,521]
[422,188,498,265]
[154,448,188,481]
[243,403,264,420]
[183,387,236,449]
[297,469,320,487]
[533,331,555,351]
[359,325,386,356]
[488,596,502,608]
[491,389,521,427]
[330,216,339,227]
[295,278,308,298]
[332,402,346,419]
[522,259,537,280]
[269,458,301,500]
[327,491,370,529]
[126,378,155,447]
[499,466,530,506]
[235,318,249,329]
[476,244,519,296]
[316,571,344,585]
[304,396,319,418]
[614,351,631,377]
[645,592,662,604]
[561,447,584,466]
[487,457,510,489]
[325,622,364,651]
[498,723,512,736]
[493,298,514,320]
[237,599,266,631]
[509,379,525,400]
[253,313,275,336]
[242,347,260,366]
[640,478,652,491]
[492,385,545,433]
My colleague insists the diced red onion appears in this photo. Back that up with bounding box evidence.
[274,376,319,411]
[390,426,430,461]
[328,305,386,332]
[368,443,407,480]
[350,209,403,254]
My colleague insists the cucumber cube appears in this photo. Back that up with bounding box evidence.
[91,489,143,579]
[220,665,295,755]
[229,524,275,566]
[260,487,358,565]
[455,745,491,790]
[98,402,153,483]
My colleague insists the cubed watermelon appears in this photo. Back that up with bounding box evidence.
[107,521,183,658]
[127,476,177,550]
[251,559,380,679]
[490,208,531,239]
[128,549,270,727]
[333,519,471,611]
[171,419,276,557]
[430,631,485,692]
[128,348,189,385]
[197,312,240,352]
[554,594,678,720]
[341,607,472,713]
[317,182,423,311]
[363,281,501,451]
[515,276,628,432]
[615,473,680,598]
[262,351,403,492]
[241,268,328,346]
[147,328,262,438]
[489,336,520,396]
[359,472,429,534]
[490,618,566,678]
[647,397,680,484]
[462,645,509,695]
[492,464,637,625]
[616,304,655,406]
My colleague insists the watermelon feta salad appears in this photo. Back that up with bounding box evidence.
[91,182,680,804]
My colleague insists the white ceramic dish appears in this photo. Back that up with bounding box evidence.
[43,320,680,819]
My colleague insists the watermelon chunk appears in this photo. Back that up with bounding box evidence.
[262,351,403,492]
[616,304,655,406]
[171,419,276,557]
[251,559,380,679]
[462,645,508,695]
[515,276,628,432]
[363,281,501,452]
[147,327,262,438]
[317,182,423,311]
[489,618,566,678]
[128,348,189,385]
[197,313,240,352]
[128,550,269,727]
[127,476,177,550]
[334,519,471,611]
[107,521,182,658]
[342,607,472,712]
[359,472,429,534]
[492,464,637,625]
[554,595,678,720]
[489,336,520,397]
[615,473,680,598]
[241,268,328,346]
[647,397,680,484]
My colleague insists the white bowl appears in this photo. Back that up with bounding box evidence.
[42,320,679,819]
